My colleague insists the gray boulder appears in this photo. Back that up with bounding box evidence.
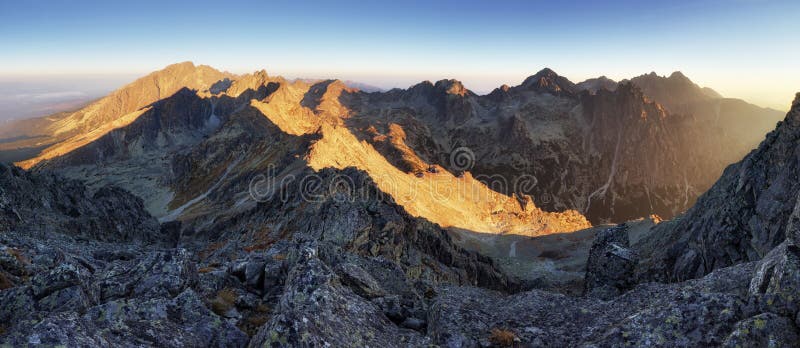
[2,290,248,347]
[723,312,800,348]
[248,247,429,347]
[749,242,800,322]
[583,225,638,299]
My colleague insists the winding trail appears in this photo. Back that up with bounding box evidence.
[509,240,518,258]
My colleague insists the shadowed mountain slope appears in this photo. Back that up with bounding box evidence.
[632,93,800,281]
[10,63,783,229]
[22,69,589,236]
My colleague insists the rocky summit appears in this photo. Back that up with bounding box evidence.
[0,61,798,347]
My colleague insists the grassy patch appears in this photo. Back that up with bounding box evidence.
[243,228,274,253]
[198,266,216,273]
[238,303,272,336]
[210,288,238,316]
[199,241,226,260]
[489,328,517,347]
[8,248,29,264]
[0,271,13,290]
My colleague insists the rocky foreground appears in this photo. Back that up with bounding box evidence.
[1,92,800,347]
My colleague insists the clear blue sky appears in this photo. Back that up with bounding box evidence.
[1,0,798,110]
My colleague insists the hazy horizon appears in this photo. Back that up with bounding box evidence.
[1,0,798,112]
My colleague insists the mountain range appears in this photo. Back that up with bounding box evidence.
[0,62,782,227]
[0,62,798,346]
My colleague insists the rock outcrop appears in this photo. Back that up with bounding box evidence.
[429,262,757,347]
[576,75,618,94]
[631,93,800,282]
[583,225,638,300]
[0,167,247,346]
[0,163,162,243]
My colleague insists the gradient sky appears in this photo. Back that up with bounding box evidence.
[1,0,798,110]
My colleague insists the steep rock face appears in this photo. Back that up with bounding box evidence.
[8,153,800,346]
[628,71,721,111]
[23,69,297,217]
[31,87,216,168]
[561,93,800,346]
[1,62,230,166]
[634,93,800,282]
[627,72,782,160]
[583,225,638,300]
[578,84,690,221]
[517,68,579,97]
[5,158,800,346]
[43,61,229,138]
[344,70,781,224]
[440,188,798,347]
[0,163,161,243]
[16,63,782,230]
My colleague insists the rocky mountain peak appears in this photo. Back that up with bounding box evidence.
[434,79,469,96]
[160,60,196,72]
[150,61,226,83]
[520,68,578,96]
[628,71,720,112]
[407,80,435,95]
[668,71,689,81]
[534,67,558,77]
[253,69,269,79]
[577,76,619,94]
[522,68,560,84]
[17,62,230,146]
[219,69,278,99]
[787,92,800,124]
[486,84,511,101]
